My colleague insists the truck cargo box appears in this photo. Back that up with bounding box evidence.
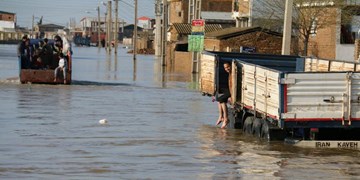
[200,50,360,141]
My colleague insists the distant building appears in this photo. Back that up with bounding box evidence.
[232,0,251,27]
[34,24,65,38]
[120,24,143,38]
[138,16,152,29]
[298,2,360,60]
[79,16,126,41]
[80,17,106,33]
[121,24,143,45]
[0,10,16,32]
[168,0,233,24]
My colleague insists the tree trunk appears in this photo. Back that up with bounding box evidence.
[303,34,309,56]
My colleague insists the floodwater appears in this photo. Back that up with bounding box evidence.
[0,44,359,179]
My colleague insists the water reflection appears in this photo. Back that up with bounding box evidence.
[133,58,137,82]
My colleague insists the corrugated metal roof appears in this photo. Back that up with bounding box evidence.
[0,11,15,15]
[205,26,282,39]
[201,11,233,21]
[172,23,222,34]
[38,24,65,29]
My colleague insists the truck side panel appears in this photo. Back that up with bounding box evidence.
[283,72,360,128]
[240,62,281,119]
[200,54,216,95]
[283,73,347,121]
[350,74,360,121]
[304,57,360,72]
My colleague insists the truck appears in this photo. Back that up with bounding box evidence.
[200,51,360,147]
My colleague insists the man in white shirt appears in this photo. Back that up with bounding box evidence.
[54,53,67,84]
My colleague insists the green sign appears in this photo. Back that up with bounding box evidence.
[188,35,204,52]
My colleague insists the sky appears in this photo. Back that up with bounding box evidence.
[0,0,155,28]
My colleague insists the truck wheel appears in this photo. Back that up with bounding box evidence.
[243,116,254,134]
[252,118,262,137]
[233,110,244,129]
[261,121,270,141]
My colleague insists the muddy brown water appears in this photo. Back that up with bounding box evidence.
[0,45,359,179]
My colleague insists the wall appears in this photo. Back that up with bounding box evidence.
[0,21,15,29]
[202,0,233,12]
[0,13,15,21]
[169,0,231,24]
[204,31,288,54]
[123,38,132,46]
[301,7,337,59]
[0,32,25,41]
[165,42,193,81]
[336,44,355,61]
[173,51,193,74]
[169,1,186,23]
[204,39,221,51]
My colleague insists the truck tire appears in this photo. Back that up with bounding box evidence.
[243,116,254,134]
[261,121,270,141]
[252,118,262,137]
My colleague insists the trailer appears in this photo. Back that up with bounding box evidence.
[19,38,72,85]
[200,51,360,144]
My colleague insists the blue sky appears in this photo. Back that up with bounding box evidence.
[0,0,155,28]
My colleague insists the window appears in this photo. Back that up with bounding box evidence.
[310,17,318,36]
[233,0,239,12]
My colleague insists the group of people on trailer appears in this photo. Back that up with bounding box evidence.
[17,35,71,84]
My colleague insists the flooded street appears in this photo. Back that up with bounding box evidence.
[0,44,360,179]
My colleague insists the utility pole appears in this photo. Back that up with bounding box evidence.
[32,14,34,38]
[155,0,162,57]
[282,0,293,55]
[189,0,202,73]
[161,0,168,66]
[114,0,118,54]
[107,1,112,53]
[121,19,124,36]
[133,0,138,61]
[105,12,108,50]
[97,6,101,48]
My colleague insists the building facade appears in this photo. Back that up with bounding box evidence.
[0,11,16,32]
[300,2,360,60]
[168,0,233,24]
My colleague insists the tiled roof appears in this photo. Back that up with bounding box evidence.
[0,10,15,15]
[172,23,222,34]
[138,16,151,20]
[38,24,65,28]
[205,26,282,39]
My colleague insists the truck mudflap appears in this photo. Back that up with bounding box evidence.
[285,138,360,149]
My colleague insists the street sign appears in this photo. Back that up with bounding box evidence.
[189,19,205,52]
[240,46,256,53]
[191,19,205,33]
[188,35,204,52]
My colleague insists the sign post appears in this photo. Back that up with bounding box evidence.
[188,19,205,74]
[188,19,205,52]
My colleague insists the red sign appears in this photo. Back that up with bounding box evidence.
[192,19,205,26]
[191,19,205,33]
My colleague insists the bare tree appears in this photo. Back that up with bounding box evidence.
[249,0,359,56]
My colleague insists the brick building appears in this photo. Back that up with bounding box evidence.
[0,10,16,32]
[300,3,360,61]
[169,0,233,24]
